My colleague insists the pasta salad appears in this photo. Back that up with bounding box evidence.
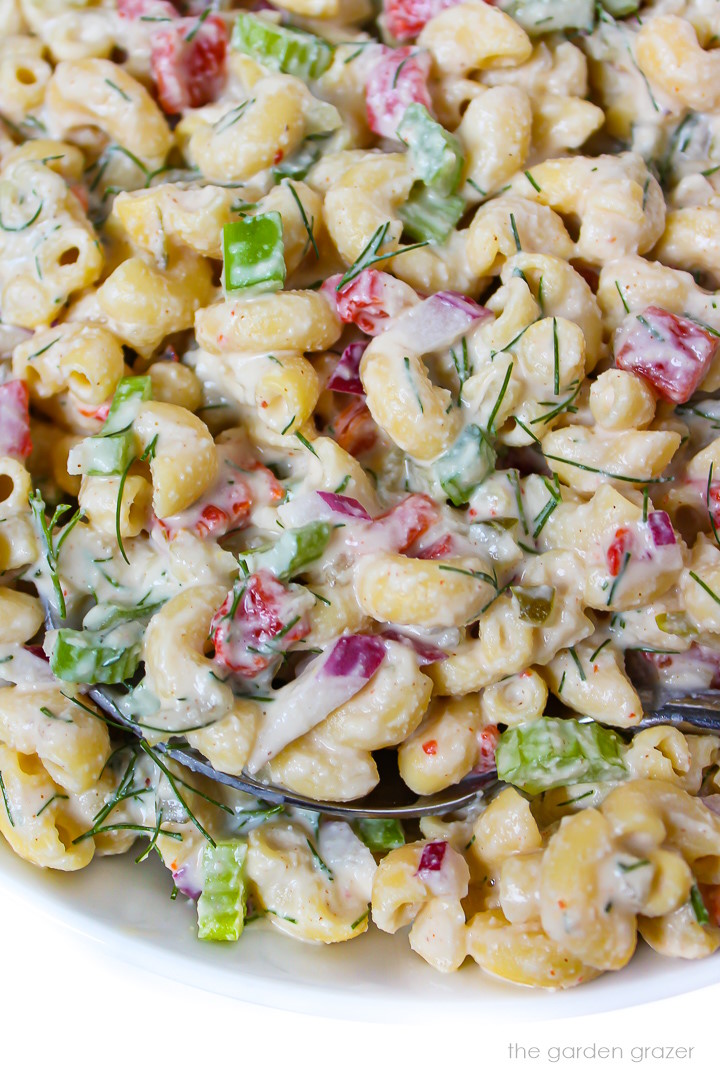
[1,0,720,991]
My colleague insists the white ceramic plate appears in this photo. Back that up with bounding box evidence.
[2,840,719,1020]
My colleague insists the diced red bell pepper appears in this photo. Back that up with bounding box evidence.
[150,13,228,114]
[211,570,311,676]
[333,399,379,456]
[414,532,454,559]
[605,526,631,577]
[0,380,32,459]
[324,269,415,336]
[476,723,498,774]
[373,492,438,551]
[76,400,111,422]
[365,46,432,140]
[383,0,461,41]
[615,307,719,405]
[159,456,283,540]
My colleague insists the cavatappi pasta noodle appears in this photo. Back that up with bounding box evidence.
[2,0,720,989]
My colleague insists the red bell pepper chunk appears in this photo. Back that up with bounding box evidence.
[615,307,719,404]
[211,570,311,677]
[333,399,379,456]
[605,526,631,577]
[150,13,228,114]
[0,380,32,459]
[373,493,439,552]
[476,723,498,774]
[365,46,432,140]
[324,269,415,336]
[383,0,461,41]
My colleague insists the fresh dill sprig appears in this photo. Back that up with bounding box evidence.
[28,491,85,618]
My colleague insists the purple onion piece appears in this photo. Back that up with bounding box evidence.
[317,490,372,520]
[417,840,447,876]
[326,341,367,396]
[323,634,386,679]
[172,865,201,901]
[647,510,676,547]
[433,292,492,321]
[382,629,446,664]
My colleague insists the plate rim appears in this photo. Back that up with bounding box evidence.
[2,843,720,1022]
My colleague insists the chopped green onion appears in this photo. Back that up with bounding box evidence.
[496,716,627,796]
[307,838,334,879]
[197,840,248,942]
[690,883,710,926]
[231,13,333,80]
[223,212,285,295]
[336,221,428,290]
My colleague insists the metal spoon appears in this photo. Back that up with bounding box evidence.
[41,602,720,817]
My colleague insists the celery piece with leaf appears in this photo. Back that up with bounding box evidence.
[496,716,627,795]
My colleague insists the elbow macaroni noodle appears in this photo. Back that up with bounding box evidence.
[1,0,720,990]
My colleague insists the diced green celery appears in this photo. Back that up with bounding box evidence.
[101,376,152,436]
[49,627,141,685]
[223,213,285,295]
[356,818,405,852]
[499,0,595,34]
[231,13,333,80]
[496,716,627,796]
[510,585,555,625]
[600,0,639,15]
[273,140,322,182]
[435,425,496,506]
[398,184,465,245]
[81,431,135,476]
[244,521,333,580]
[197,840,248,942]
[397,104,464,196]
[655,611,695,636]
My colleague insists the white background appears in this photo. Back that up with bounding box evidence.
[1,886,717,1080]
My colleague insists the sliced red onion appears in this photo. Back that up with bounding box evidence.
[433,292,490,319]
[317,490,372,520]
[389,293,491,353]
[24,644,49,661]
[324,633,386,677]
[247,634,387,770]
[327,341,367,396]
[172,864,201,901]
[417,840,447,876]
[382,629,446,664]
[647,510,676,547]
